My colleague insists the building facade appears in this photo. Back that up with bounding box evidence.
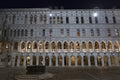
[0,8,120,67]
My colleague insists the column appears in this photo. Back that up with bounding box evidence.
[36,55,39,65]
[108,55,111,67]
[75,56,77,67]
[101,55,104,67]
[12,56,15,67]
[88,56,91,67]
[81,56,84,67]
[69,56,71,67]
[42,56,45,65]
[56,55,58,67]
[115,55,118,66]
[17,55,20,67]
[49,55,52,66]
[95,56,98,67]
[23,55,26,67]
[62,55,64,67]
[30,54,33,65]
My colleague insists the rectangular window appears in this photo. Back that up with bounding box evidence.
[81,17,84,24]
[90,29,94,36]
[95,17,98,24]
[66,17,69,24]
[96,28,100,36]
[107,28,111,37]
[66,29,69,36]
[60,29,64,35]
[113,16,116,24]
[49,29,52,37]
[89,17,92,23]
[76,17,79,24]
[105,16,109,23]
[82,29,86,36]
[115,28,119,36]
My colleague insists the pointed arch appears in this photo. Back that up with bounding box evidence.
[104,55,109,66]
[45,55,49,66]
[64,55,69,66]
[27,42,31,52]
[52,55,56,66]
[32,41,37,52]
[51,42,56,52]
[110,55,115,66]
[45,42,50,51]
[108,41,113,52]
[69,41,74,52]
[77,55,82,66]
[82,42,87,52]
[26,55,30,65]
[39,42,44,52]
[88,41,93,52]
[21,42,25,52]
[64,42,68,52]
[71,55,75,66]
[57,41,62,52]
[97,55,102,66]
[114,41,119,52]
[76,42,80,52]
[14,42,18,52]
[101,41,106,52]
[58,55,62,66]
[95,41,99,52]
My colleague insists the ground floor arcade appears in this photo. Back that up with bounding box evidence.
[12,52,120,67]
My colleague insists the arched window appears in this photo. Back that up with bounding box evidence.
[21,42,25,50]
[21,29,24,36]
[45,42,50,50]
[14,42,18,52]
[39,42,44,51]
[101,41,106,52]
[64,42,68,52]
[77,55,81,66]
[69,42,74,52]
[27,42,31,49]
[17,29,20,37]
[76,42,80,51]
[71,55,75,66]
[51,42,56,51]
[88,42,93,52]
[58,55,62,66]
[52,55,56,66]
[25,29,28,36]
[114,41,119,52]
[82,42,86,52]
[30,15,33,24]
[57,42,62,50]
[34,15,37,24]
[108,41,112,52]
[14,30,16,37]
[33,42,37,49]
[95,42,99,52]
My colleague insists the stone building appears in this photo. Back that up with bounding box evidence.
[0,8,120,67]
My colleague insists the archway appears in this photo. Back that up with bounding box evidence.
[45,42,50,51]
[33,55,36,65]
[110,55,115,66]
[95,42,99,52]
[101,41,106,52]
[58,55,62,66]
[21,42,25,52]
[52,55,56,66]
[77,55,82,66]
[90,56,95,66]
[57,42,62,52]
[26,56,30,65]
[33,42,37,52]
[108,41,112,52]
[83,56,88,66]
[39,56,43,65]
[45,56,49,66]
[51,42,56,52]
[69,42,74,52]
[27,42,31,52]
[76,42,80,52]
[64,42,68,52]
[97,55,102,66]
[88,42,93,52]
[39,42,44,52]
[14,42,18,52]
[64,55,69,66]
[104,55,109,66]
[20,55,24,66]
[71,55,75,66]
[114,41,119,52]
[82,42,87,52]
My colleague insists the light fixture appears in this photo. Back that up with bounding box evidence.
[93,12,98,17]
[49,13,53,17]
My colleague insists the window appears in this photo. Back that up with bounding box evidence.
[49,17,52,24]
[21,29,24,37]
[25,29,28,36]
[17,29,20,37]
[34,15,37,24]
[14,30,16,37]
[13,15,16,24]
[105,16,108,23]
[95,17,98,24]
[81,17,84,24]
[90,29,94,36]
[49,29,52,37]
[107,28,111,37]
[96,28,100,36]
[82,29,85,36]
[53,16,56,24]
[89,17,92,23]
[66,17,69,24]
[30,15,33,24]
[113,16,116,24]
[30,29,33,36]
[77,29,80,37]
[60,17,63,24]
[76,17,79,24]
[43,29,45,36]
[115,28,119,36]
[25,15,27,24]
[66,29,69,36]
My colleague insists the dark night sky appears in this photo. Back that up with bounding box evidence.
[0,0,120,9]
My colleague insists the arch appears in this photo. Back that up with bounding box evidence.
[110,55,115,66]
[82,42,87,52]
[77,55,82,66]
[69,42,74,52]
[45,42,50,51]
[107,41,113,52]
[101,41,106,52]
[21,42,25,50]
[97,55,102,66]
[114,41,119,52]
[15,56,18,66]
[33,55,36,65]
[95,41,99,52]
[58,55,62,66]
[45,55,49,66]
[71,55,75,66]
[20,55,24,66]
[57,42,62,52]
[88,41,93,52]
[14,42,18,52]
[33,42,37,49]
[39,55,43,65]
[76,42,80,52]
[104,55,109,66]
[64,55,69,66]
[83,56,88,66]
[39,42,44,52]
[26,55,30,65]
[27,42,31,52]
[51,42,56,52]
[90,56,95,66]
[63,42,68,52]
[52,55,56,66]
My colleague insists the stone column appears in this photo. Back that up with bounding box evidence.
[30,54,33,65]
[108,55,111,67]
[49,55,52,67]
[115,55,118,66]
[88,56,91,67]
[62,55,64,67]
[42,56,45,66]
[75,56,77,67]
[95,56,98,67]
[81,56,84,67]
[102,55,104,67]
[36,54,39,65]
[12,56,15,67]
[17,55,20,67]
[69,56,71,67]
[56,55,58,67]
